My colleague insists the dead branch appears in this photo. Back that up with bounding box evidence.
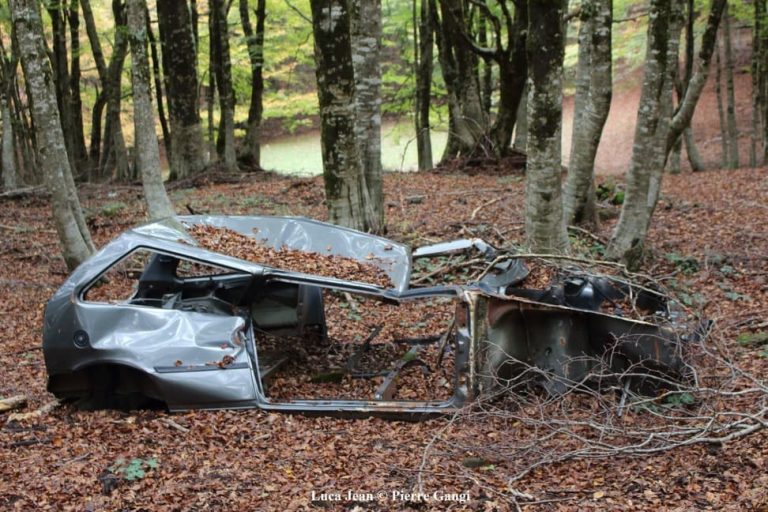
[415,321,768,495]
[470,195,508,220]
[6,399,60,422]
[158,417,190,433]
[0,186,48,199]
[0,395,27,413]
[411,257,485,285]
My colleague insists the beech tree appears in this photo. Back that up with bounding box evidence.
[10,0,94,269]
[434,0,488,158]
[563,0,612,228]
[210,0,238,171]
[350,0,384,230]
[0,44,19,191]
[524,0,569,253]
[466,0,528,155]
[414,0,434,170]
[607,0,726,267]
[722,3,739,169]
[309,0,378,232]
[127,0,176,220]
[157,0,208,180]
[239,0,267,169]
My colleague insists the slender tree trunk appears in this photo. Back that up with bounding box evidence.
[239,0,266,169]
[310,0,376,232]
[1,93,18,190]
[127,0,176,220]
[490,2,527,155]
[683,126,703,170]
[606,0,675,267]
[762,0,768,164]
[5,41,37,182]
[3,30,37,183]
[715,37,729,167]
[722,3,739,168]
[146,17,170,157]
[207,27,216,159]
[414,0,433,170]
[350,0,384,232]
[564,0,612,227]
[679,0,704,171]
[102,0,130,180]
[512,84,527,152]
[437,0,488,156]
[210,0,237,171]
[478,11,492,116]
[608,0,725,266]
[67,0,88,174]
[0,42,19,190]
[751,0,765,166]
[431,0,459,162]
[47,2,77,172]
[525,0,569,253]
[11,0,94,269]
[157,0,207,180]
[81,0,106,175]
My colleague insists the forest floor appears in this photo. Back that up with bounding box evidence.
[1,163,767,510]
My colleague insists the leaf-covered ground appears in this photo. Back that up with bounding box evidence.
[1,166,767,510]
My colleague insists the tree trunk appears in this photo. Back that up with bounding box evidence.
[310,0,376,232]
[606,0,675,267]
[431,0,459,162]
[715,37,729,167]
[47,2,77,173]
[722,3,739,168]
[11,0,94,269]
[239,0,266,170]
[490,1,527,155]
[679,0,703,172]
[1,94,18,190]
[102,0,131,180]
[157,0,208,180]
[762,0,768,164]
[436,0,488,156]
[80,0,106,175]
[350,0,384,232]
[210,0,238,171]
[127,0,176,221]
[683,126,703,170]
[414,0,433,170]
[608,0,725,266]
[67,0,88,174]
[146,17,170,158]
[0,42,20,190]
[478,11,492,116]
[563,0,612,228]
[524,0,569,253]
[512,84,527,152]
[751,0,765,167]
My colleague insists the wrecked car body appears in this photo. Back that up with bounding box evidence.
[43,216,693,417]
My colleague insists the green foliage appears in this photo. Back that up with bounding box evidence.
[99,202,127,218]
[110,457,158,481]
[665,253,699,274]
[596,180,625,205]
[664,392,696,406]
[737,331,768,347]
